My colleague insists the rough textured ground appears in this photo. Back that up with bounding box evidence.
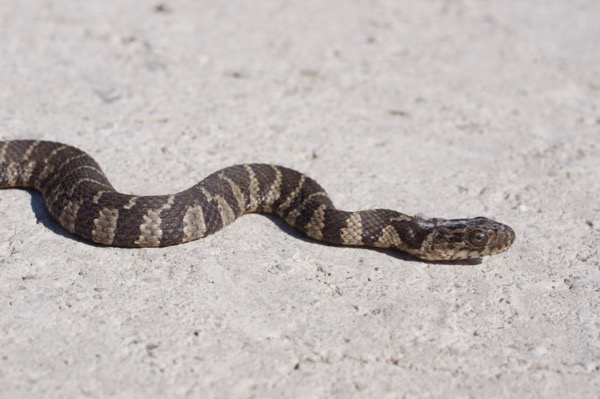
[1,1,599,398]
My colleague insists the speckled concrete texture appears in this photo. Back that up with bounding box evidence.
[1,1,599,398]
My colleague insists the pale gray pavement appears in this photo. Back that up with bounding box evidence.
[1,1,599,398]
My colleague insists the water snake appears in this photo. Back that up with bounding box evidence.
[0,140,515,261]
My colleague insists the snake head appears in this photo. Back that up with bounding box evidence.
[413,216,515,261]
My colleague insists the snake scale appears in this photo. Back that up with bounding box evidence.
[0,140,515,261]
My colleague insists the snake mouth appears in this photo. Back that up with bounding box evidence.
[496,225,516,253]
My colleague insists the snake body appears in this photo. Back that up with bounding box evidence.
[0,140,515,261]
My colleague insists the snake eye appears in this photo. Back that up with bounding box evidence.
[468,230,488,247]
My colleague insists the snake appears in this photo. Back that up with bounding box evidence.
[0,140,515,261]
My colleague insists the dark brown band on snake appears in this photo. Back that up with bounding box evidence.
[0,140,515,261]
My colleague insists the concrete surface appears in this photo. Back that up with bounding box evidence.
[1,1,599,398]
